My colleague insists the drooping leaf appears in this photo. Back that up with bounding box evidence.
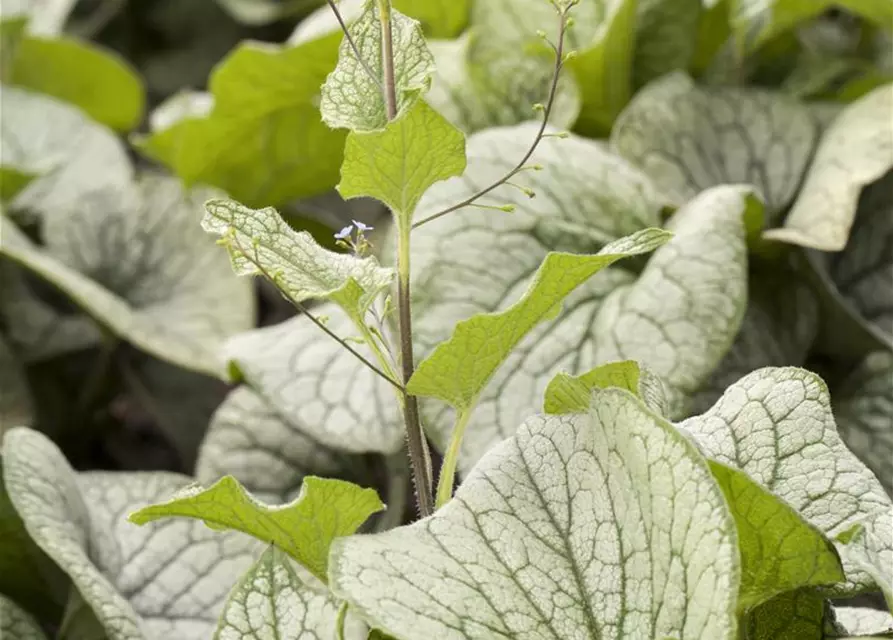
[408,228,670,414]
[129,475,384,585]
[0,596,48,640]
[632,0,702,89]
[222,303,403,455]
[320,2,434,131]
[9,36,145,131]
[1,175,255,378]
[841,509,893,611]
[409,124,667,471]
[215,545,367,640]
[688,267,819,415]
[195,386,353,504]
[592,185,762,410]
[331,389,739,639]
[834,352,893,498]
[0,86,133,218]
[742,589,826,640]
[709,461,844,612]
[680,367,893,595]
[830,606,893,638]
[765,84,893,250]
[543,359,671,416]
[135,34,346,208]
[825,171,893,344]
[611,72,817,221]
[202,198,393,321]
[2,427,261,640]
[338,99,466,218]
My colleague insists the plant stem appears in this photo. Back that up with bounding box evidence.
[396,219,434,516]
[435,409,472,508]
[335,601,349,640]
[411,8,571,230]
[377,0,398,120]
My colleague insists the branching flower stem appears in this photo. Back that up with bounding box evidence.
[411,5,573,230]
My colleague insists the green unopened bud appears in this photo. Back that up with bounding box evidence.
[536,29,547,39]
[566,17,575,28]
[499,204,516,213]
[563,50,578,63]
[532,102,545,113]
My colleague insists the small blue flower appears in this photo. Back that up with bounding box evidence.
[352,219,373,233]
[334,225,353,240]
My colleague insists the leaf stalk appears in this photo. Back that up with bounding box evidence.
[435,408,472,508]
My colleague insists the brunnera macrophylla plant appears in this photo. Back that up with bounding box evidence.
[1,1,893,640]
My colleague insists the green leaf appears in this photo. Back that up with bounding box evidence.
[338,99,466,217]
[688,267,819,415]
[320,2,434,131]
[1,175,255,378]
[765,84,893,250]
[825,171,893,344]
[2,426,260,640]
[202,198,393,321]
[135,34,346,208]
[222,303,404,454]
[196,386,354,504]
[1,86,133,218]
[3,0,77,36]
[330,388,739,639]
[408,125,667,472]
[0,596,48,640]
[742,589,826,640]
[543,359,671,416]
[592,185,762,409]
[841,510,893,611]
[407,228,671,413]
[9,36,145,131]
[834,352,893,498]
[632,0,702,89]
[0,167,36,202]
[709,461,845,612]
[0,458,68,620]
[680,367,893,596]
[393,0,469,37]
[611,72,818,220]
[129,475,384,585]
[216,545,368,640]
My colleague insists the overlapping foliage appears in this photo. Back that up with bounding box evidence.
[1,0,892,639]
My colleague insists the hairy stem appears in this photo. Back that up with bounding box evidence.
[435,409,472,508]
[412,8,571,230]
[377,0,398,120]
[396,220,434,516]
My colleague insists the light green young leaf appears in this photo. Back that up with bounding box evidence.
[135,34,345,207]
[9,36,145,131]
[680,367,893,595]
[611,72,817,220]
[0,86,133,218]
[216,545,367,640]
[688,268,819,415]
[320,2,434,131]
[2,427,260,640]
[223,303,404,455]
[408,125,667,471]
[592,185,762,410]
[543,359,671,416]
[830,606,893,638]
[632,0,702,89]
[709,461,844,612]
[765,84,893,250]
[129,475,384,585]
[1,175,255,378]
[196,386,354,504]
[0,335,33,431]
[0,596,47,640]
[742,589,825,640]
[338,99,466,217]
[825,171,893,344]
[202,198,393,320]
[407,228,671,413]
[331,389,739,639]
[834,352,893,498]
